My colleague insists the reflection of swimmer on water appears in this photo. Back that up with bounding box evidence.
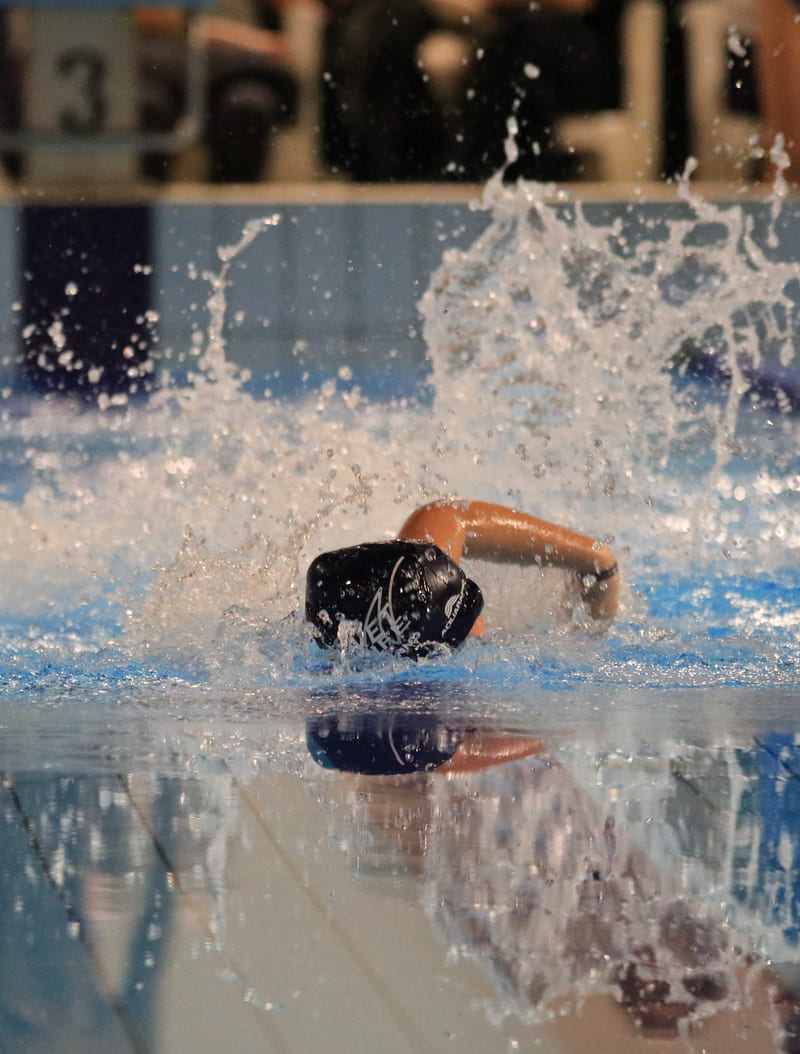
[307,708,545,777]
[307,708,800,1047]
[424,750,740,1031]
[305,500,619,658]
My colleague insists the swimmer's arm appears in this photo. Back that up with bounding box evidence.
[398,499,619,619]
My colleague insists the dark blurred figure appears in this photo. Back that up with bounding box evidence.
[464,0,627,182]
[0,11,22,178]
[319,0,463,180]
[660,0,690,180]
[138,7,298,182]
[319,0,629,183]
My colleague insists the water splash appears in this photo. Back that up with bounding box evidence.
[2,184,800,696]
[421,173,800,569]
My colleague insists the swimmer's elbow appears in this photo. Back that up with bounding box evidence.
[398,501,467,561]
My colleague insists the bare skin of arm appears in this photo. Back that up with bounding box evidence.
[398,499,619,621]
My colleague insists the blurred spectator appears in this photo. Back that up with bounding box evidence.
[138,7,298,182]
[0,11,22,178]
[660,0,690,179]
[463,0,627,182]
[318,0,628,183]
[256,0,285,31]
[319,0,466,180]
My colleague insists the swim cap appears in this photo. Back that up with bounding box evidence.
[307,712,463,774]
[305,540,483,658]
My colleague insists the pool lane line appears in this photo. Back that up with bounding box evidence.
[669,756,724,815]
[222,760,440,1054]
[112,768,298,1054]
[0,773,149,1054]
[113,772,178,888]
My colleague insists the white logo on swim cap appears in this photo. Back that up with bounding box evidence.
[442,578,466,635]
[363,556,413,651]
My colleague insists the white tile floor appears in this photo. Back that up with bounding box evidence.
[3,729,795,1054]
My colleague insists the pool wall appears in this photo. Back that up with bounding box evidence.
[0,195,493,396]
[3,191,800,396]
[0,203,16,392]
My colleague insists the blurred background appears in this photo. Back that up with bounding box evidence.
[1,0,799,192]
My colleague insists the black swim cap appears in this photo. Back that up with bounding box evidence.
[307,712,463,774]
[305,540,483,658]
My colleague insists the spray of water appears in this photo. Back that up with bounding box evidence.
[1,175,799,694]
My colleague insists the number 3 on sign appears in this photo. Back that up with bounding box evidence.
[57,48,108,136]
[27,9,137,178]
[27,9,135,139]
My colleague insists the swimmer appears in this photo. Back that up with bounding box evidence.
[305,499,619,658]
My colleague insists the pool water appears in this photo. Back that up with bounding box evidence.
[2,176,800,1052]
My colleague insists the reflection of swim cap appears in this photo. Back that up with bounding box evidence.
[307,712,463,774]
[305,540,483,658]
